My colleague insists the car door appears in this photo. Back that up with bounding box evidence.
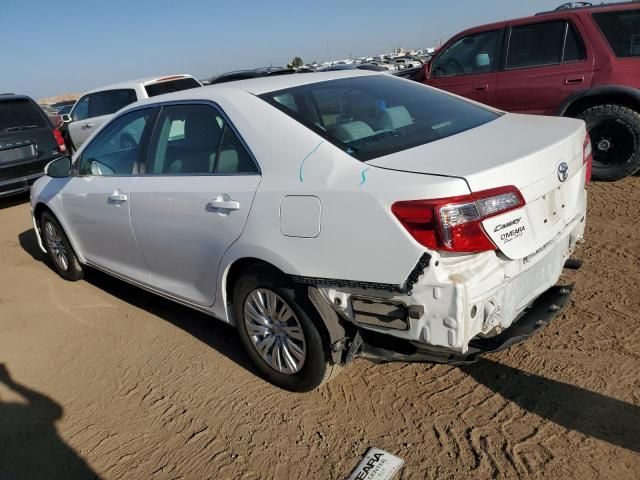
[495,18,594,114]
[60,107,156,281]
[67,94,91,149]
[130,102,261,306]
[425,29,503,106]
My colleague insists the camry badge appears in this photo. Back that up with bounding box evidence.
[557,162,569,182]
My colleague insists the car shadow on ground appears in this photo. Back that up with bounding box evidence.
[18,227,259,378]
[461,358,640,453]
[0,192,29,210]
[0,364,100,479]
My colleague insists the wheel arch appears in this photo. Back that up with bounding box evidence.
[33,202,86,264]
[559,85,640,118]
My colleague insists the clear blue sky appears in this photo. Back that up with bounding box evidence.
[2,0,564,99]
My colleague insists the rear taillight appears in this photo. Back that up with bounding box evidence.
[392,186,525,253]
[52,129,66,153]
[583,133,592,183]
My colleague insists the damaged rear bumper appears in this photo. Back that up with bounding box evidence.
[347,284,573,365]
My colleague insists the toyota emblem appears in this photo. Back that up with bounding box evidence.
[557,162,569,182]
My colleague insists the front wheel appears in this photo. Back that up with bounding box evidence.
[576,104,640,181]
[233,266,340,392]
[40,211,84,281]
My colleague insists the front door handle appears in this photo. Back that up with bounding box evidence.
[208,194,240,212]
[81,123,95,130]
[108,190,128,203]
[565,77,584,85]
[473,84,489,92]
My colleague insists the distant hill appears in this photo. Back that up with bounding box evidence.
[38,93,80,105]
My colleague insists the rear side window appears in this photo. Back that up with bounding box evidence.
[0,99,48,132]
[260,75,500,162]
[144,78,201,97]
[507,21,567,68]
[593,10,640,57]
[147,104,257,175]
[90,89,137,117]
[431,30,502,77]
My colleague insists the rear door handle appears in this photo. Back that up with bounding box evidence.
[108,190,128,203]
[565,77,584,85]
[208,194,240,212]
[473,85,489,92]
[81,123,95,129]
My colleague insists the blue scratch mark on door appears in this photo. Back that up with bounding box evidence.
[359,167,370,186]
[299,140,325,183]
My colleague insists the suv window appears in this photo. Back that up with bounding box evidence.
[71,96,90,122]
[0,99,48,132]
[144,78,201,97]
[147,104,257,175]
[507,21,585,69]
[260,76,500,162]
[593,10,640,57]
[79,108,152,176]
[90,89,137,117]
[432,30,501,77]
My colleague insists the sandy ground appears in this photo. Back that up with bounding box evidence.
[0,178,638,480]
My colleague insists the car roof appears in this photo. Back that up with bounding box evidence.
[83,74,198,95]
[132,70,380,107]
[453,1,638,37]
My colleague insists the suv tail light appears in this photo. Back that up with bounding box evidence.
[583,133,592,183]
[52,129,66,153]
[392,186,525,253]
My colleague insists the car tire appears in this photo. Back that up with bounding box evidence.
[40,211,84,281]
[576,104,640,181]
[233,265,340,392]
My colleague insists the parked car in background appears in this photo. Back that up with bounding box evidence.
[422,2,640,180]
[61,74,201,152]
[31,71,588,391]
[210,67,299,84]
[41,104,63,129]
[0,94,66,197]
[56,104,73,116]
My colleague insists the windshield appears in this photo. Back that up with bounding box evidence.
[259,75,499,161]
[0,99,48,133]
[145,78,201,97]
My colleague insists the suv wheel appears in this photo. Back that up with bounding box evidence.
[40,211,84,281]
[233,265,340,391]
[577,104,640,181]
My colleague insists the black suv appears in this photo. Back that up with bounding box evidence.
[0,94,66,197]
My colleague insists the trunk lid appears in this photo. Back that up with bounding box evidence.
[368,113,587,259]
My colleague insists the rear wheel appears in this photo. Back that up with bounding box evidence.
[40,211,83,281]
[233,265,340,391]
[576,104,640,181]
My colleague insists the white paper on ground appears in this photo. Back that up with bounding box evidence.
[347,447,404,480]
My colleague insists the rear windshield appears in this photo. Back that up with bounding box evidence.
[0,99,48,133]
[259,76,499,161]
[145,78,201,97]
[593,10,640,57]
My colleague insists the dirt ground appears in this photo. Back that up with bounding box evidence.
[0,178,638,480]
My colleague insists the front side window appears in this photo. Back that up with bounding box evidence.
[79,108,152,176]
[431,30,501,78]
[71,96,90,122]
[147,104,257,175]
[90,89,137,118]
[260,75,500,162]
[593,10,640,57]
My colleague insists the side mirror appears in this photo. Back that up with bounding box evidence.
[61,114,72,123]
[44,155,72,178]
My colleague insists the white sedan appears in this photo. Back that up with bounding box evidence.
[30,71,590,391]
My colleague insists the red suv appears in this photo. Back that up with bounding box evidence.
[422,2,640,181]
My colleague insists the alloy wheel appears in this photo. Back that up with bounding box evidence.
[44,221,69,271]
[243,288,307,374]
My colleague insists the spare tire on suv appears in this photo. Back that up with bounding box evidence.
[577,104,640,181]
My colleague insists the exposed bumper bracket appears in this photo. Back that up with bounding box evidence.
[348,284,574,365]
